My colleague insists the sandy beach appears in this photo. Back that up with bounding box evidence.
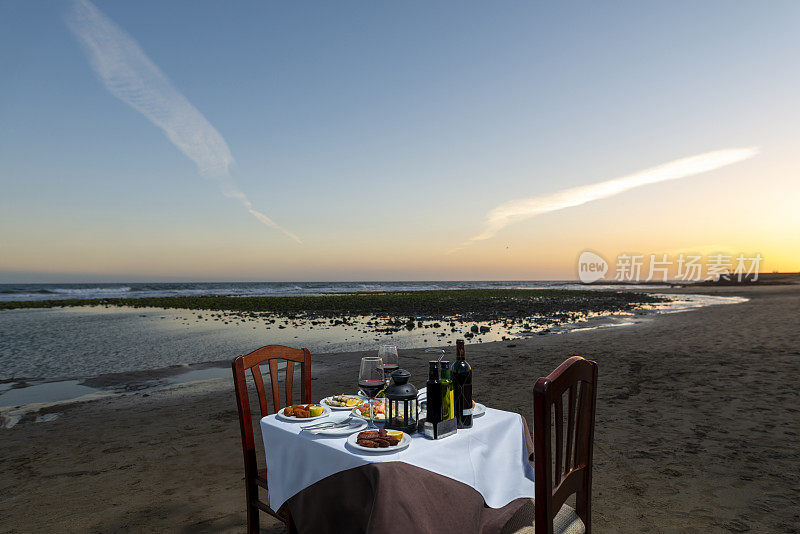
[1,284,798,533]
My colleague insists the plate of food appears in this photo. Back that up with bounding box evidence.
[321,394,363,410]
[351,399,387,421]
[346,429,411,453]
[277,404,330,421]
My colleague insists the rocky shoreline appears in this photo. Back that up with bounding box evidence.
[0,289,666,341]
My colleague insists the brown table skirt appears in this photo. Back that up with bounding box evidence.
[282,418,535,533]
[285,461,530,534]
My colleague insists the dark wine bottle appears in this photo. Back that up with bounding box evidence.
[425,361,443,434]
[453,339,473,428]
[439,361,454,420]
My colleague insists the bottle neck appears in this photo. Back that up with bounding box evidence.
[456,339,465,360]
[428,362,440,381]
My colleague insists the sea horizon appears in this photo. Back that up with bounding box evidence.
[0,280,674,302]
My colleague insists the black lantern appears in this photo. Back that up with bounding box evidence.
[385,369,418,433]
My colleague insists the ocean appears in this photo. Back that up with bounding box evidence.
[0,280,597,302]
[0,280,676,302]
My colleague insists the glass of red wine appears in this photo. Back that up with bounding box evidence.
[378,345,399,385]
[358,356,385,428]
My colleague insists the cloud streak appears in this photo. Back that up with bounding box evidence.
[66,0,301,243]
[453,147,759,252]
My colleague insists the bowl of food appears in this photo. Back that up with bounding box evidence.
[321,394,362,410]
[352,399,386,421]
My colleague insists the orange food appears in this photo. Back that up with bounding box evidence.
[284,404,321,418]
[386,430,404,441]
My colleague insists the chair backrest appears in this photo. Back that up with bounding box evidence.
[533,356,598,534]
[232,345,312,481]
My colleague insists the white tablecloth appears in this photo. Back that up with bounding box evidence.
[260,407,535,511]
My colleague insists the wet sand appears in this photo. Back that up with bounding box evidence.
[0,284,798,532]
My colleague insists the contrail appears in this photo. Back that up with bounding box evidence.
[451,147,758,252]
[65,0,301,243]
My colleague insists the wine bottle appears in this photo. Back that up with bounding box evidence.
[452,339,473,428]
[426,361,442,431]
[439,361,454,420]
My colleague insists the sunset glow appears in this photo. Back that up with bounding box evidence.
[1,2,799,281]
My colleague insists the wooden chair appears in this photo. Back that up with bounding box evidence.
[232,345,312,534]
[503,356,598,534]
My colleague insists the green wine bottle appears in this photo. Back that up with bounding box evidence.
[439,361,455,420]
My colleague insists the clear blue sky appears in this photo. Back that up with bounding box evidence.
[1,1,798,281]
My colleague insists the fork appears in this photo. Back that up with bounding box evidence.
[301,419,353,430]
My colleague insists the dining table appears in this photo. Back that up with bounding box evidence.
[259,396,536,533]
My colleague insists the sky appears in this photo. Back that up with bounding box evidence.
[1,1,799,282]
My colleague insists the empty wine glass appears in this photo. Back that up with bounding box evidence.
[378,345,399,384]
[358,356,384,428]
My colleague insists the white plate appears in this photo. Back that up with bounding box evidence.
[276,404,331,422]
[320,396,362,411]
[308,418,367,436]
[346,431,411,453]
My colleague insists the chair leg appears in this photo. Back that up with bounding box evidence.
[576,488,590,534]
[247,500,259,534]
[287,515,299,534]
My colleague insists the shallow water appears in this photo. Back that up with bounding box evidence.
[0,305,527,379]
[0,380,98,406]
[0,293,747,409]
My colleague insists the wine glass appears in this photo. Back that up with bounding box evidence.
[378,345,399,384]
[358,356,385,428]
